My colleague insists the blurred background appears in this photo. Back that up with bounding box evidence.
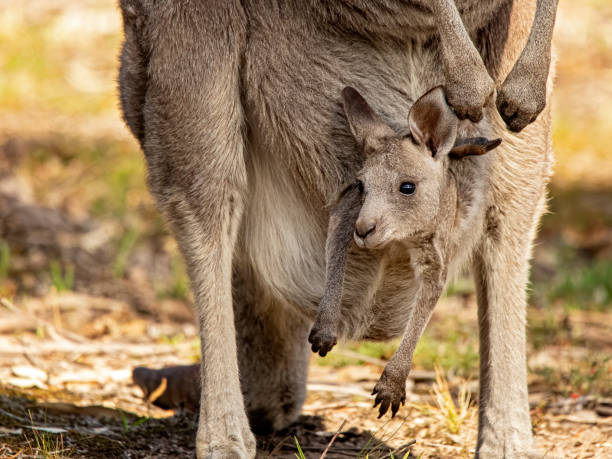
[0,1,610,458]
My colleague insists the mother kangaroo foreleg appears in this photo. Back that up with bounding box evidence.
[431,0,496,123]
[431,0,558,131]
[497,0,559,132]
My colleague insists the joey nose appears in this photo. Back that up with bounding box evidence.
[355,219,376,240]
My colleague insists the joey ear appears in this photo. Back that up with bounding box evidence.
[449,137,502,158]
[342,87,395,154]
[408,86,458,158]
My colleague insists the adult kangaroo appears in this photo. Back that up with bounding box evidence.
[118,1,557,457]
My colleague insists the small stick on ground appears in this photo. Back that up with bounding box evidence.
[267,435,292,457]
[147,377,168,404]
[320,419,347,459]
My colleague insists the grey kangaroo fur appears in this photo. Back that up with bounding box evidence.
[309,86,502,419]
[117,0,558,457]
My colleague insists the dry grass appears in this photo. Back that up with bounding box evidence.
[429,367,473,436]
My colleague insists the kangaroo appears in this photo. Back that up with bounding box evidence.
[118,0,558,457]
[309,86,501,417]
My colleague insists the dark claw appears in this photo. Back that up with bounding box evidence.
[373,392,382,407]
[391,401,400,418]
[507,113,518,125]
[498,99,523,131]
[377,398,390,418]
[508,122,522,133]
[391,395,406,418]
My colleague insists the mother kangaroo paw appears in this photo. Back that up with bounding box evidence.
[308,324,337,357]
[445,62,495,123]
[496,69,547,132]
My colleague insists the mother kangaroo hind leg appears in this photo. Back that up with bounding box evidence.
[118,1,255,458]
[472,197,547,459]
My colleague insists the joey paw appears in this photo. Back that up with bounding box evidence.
[497,70,547,132]
[308,325,337,357]
[372,371,406,418]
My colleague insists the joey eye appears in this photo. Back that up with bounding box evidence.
[399,182,416,195]
[357,180,364,193]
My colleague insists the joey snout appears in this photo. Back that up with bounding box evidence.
[354,216,383,248]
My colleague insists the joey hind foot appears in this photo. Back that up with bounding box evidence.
[445,61,495,123]
[497,67,547,132]
[308,322,337,357]
[372,368,406,419]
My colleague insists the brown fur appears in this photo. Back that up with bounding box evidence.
[117,1,557,457]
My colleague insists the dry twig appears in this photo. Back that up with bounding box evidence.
[320,419,347,459]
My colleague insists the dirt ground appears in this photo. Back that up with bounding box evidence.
[1,1,611,458]
[0,296,611,458]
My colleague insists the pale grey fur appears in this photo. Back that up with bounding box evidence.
[117,0,557,457]
[309,86,501,419]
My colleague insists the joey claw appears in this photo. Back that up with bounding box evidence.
[391,397,404,418]
[377,398,391,418]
